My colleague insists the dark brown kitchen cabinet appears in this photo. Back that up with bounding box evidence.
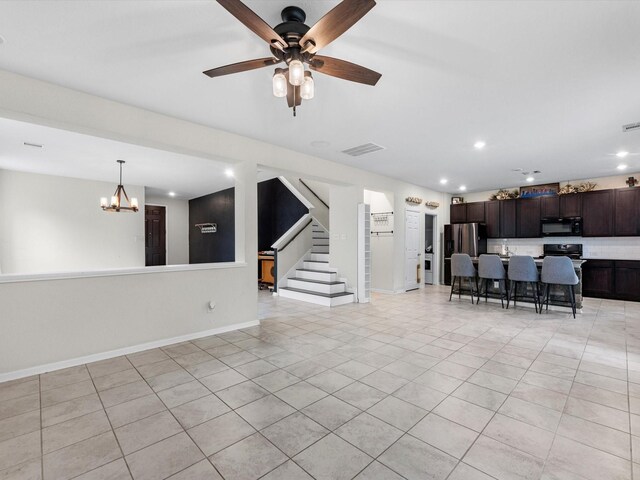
[540,196,560,218]
[614,261,640,301]
[517,197,541,238]
[500,199,517,238]
[582,259,640,301]
[560,194,582,217]
[485,201,500,238]
[614,188,640,236]
[582,260,615,299]
[582,190,614,237]
[466,202,485,223]
[450,204,467,223]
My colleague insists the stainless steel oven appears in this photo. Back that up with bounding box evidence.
[541,217,582,236]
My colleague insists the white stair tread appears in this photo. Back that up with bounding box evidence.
[289,277,345,286]
[279,287,353,298]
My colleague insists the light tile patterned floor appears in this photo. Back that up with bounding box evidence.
[1,285,639,479]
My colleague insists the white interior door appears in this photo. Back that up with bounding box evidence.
[405,209,420,291]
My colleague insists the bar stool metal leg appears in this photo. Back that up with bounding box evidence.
[449,276,456,301]
[569,285,577,318]
[468,277,475,304]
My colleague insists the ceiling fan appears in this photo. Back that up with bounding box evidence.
[203,0,381,116]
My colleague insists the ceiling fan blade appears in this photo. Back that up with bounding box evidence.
[203,57,281,78]
[300,0,376,54]
[216,0,288,51]
[309,55,381,86]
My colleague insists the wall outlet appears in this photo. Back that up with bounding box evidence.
[493,281,499,289]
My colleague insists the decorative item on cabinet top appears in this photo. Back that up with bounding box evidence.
[451,196,464,204]
[558,182,597,195]
[425,201,440,209]
[626,177,638,188]
[405,196,422,205]
[195,223,217,233]
[489,188,519,200]
[520,182,560,198]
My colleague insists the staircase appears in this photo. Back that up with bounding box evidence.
[278,222,355,307]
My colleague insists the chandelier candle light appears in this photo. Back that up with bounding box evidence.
[100,160,139,213]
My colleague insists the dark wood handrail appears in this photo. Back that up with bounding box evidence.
[279,219,313,252]
[299,179,329,210]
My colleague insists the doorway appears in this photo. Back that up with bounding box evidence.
[405,209,420,291]
[145,205,166,266]
[425,213,436,284]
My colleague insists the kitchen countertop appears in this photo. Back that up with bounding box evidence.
[445,256,585,268]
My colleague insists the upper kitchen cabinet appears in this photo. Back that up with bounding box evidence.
[500,199,517,238]
[466,202,485,223]
[485,201,501,238]
[582,189,614,237]
[540,194,581,219]
[450,203,467,223]
[560,194,582,217]
[614,188,640,236]
[517,197,541,238]
[540,196,560,218]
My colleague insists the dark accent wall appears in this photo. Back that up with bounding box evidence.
[189,187,235,263]
[258,178,309,251]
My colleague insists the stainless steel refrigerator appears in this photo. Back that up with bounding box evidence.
[444,223,487,285]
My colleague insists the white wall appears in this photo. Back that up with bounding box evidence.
[329,185,362,293]
[0,169,144,274]
[145,194,189,265]
[364,190,395,292]
[0,264,256,376]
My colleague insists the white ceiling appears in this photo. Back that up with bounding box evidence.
[0,117,234,199]
[0,1,639,193]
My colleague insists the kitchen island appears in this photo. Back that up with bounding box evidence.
[448,256,586,312]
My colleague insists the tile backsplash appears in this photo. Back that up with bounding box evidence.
[487,237,640,260]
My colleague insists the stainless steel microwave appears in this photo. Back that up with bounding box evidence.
[541,217,582,236]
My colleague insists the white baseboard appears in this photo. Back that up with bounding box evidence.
[371,288,409,294]
[0,319,260,384]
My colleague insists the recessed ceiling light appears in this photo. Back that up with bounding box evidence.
[168,191,176,197]
[439,178,448,185]
[474,141,486,150]
[459,185,467,191]
[225,168,234,177]
[526,176,535,182]
[617,164,628,171]
[616,151,629,158]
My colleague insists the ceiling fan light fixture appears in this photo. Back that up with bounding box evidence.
[288,59,305,86]
[272,68,287,98]
[300,71,314,100]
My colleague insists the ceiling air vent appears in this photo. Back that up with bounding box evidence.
[623,122,640,133]
[342,143,386,157]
